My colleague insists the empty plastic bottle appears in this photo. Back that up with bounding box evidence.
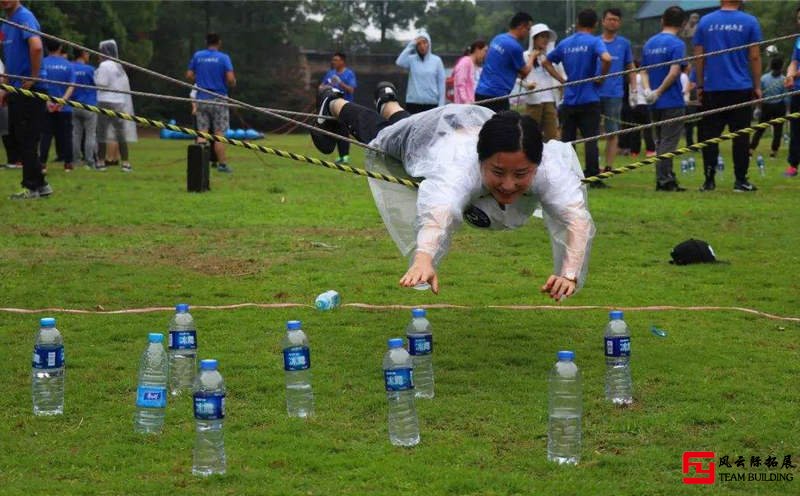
[680,159,688,173]
[717,155,725,173]
[31,317,65,416]
[282,320,314,417]
[134,333,168,434]
[168,303,197,396]
[383,338,420,447]
[314,290,341,311]
[547,350,582,465]
[604,310,633,406]
[688,156,696,171]
[757,154,766,176]
[193,359,226,476]
[405,308,434,399]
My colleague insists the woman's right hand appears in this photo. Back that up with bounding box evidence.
[400,252,439,294]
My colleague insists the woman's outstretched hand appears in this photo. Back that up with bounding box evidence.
[540,275,576,301]
[400,252,439,294]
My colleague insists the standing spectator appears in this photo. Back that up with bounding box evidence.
[39,39,75,172]
[452,40,487,104]
[519,24,562,141]
[642,6,688,192]
[628,61,656,158]
[320,52,357,165]
[693,0,762,192]
[597,8,634,171]
[0,56,19,169]
[71,48,97,169]
[543,9,611,185]
[395,31,445,114]
[784,8,800,178]
[750,57,786,158]
[475,12,535,113]
[95,39,136,172]
[1,0,48,199]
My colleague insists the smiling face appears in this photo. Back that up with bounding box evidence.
[480,150,537,205]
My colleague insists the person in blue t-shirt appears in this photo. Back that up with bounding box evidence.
[70,48,97,168]
[642,6,688,192]
[475,12,535,113]
[0,0,49,199]
[693,0,762,192]
[320,52,357,165]
[783,7,800,178]
[597,8,634,171]
[187,33,236,173]
[543,8,611,184]
[39,39,75,171]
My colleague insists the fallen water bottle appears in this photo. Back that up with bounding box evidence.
[315,290,341,311]
[31,317,65,416]
[282,320,314,417]
[604,310,633,406]
[384,338,420,447]
[134,332,168,434]
[547,350,581,465]
[193,359,226,476]
[168,303,197,396]
[757,154,766,176]
[405,308,434,399]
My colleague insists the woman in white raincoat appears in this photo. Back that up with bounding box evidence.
[95,39,137,172]
[311,83,595,300]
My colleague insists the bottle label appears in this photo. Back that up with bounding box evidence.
[194,392,225,420]
[168,330,197,350]
[136,386,167,408]
[384,368,414,391]
[32,345,64,369]
[605,336,631,357]
[408,335,433,356]
[283,346,310,371]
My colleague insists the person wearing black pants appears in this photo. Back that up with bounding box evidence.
[8,93,48,196]
[629,103,655,155]
[786,95,800,177]
[698,90,753,190]
[559,103,602,179]
[750,101,787,157]
[40,110,73,169]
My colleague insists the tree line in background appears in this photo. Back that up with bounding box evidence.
[18,0,800,129]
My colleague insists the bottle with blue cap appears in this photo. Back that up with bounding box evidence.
[168,303,197,396]
[405,308,434,399]
[134,332,168,433]
[315,290,341,311]
[193,359,226,476]
[282,320,314,417]
[604,310,633,406]
[383,337,420,447]
[31,317,65,416]
[547,350,581,465]
[688,156,696,172]
[756,154,765,176]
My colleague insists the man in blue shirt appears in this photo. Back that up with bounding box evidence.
[783,7,800,178]
[543,9,611,184]
[39,39,75,171]
[187,33,236,173]
[597,8,634,171]
[71,48,97,169]
[693,0,762,192]
[643,6,688,192]
[475,12,535,113]
[1,0,49,199]
[320,52,357,165]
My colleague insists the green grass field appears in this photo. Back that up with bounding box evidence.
[1,130,798,495]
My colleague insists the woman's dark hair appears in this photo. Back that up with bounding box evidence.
[464,39,486,56]
[477,111,543,164]
[771,56,784,75]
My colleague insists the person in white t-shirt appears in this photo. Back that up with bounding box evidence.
[518,24,563,141]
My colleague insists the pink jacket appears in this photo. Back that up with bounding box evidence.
[452,56,475,104]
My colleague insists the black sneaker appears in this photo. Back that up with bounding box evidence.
[733,180,757,192]
[656,181,686,192]
[374,81,398,114]
[311,87,345,155]
[699,179,716,192]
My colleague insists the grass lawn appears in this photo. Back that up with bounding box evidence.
[0,129,798,495]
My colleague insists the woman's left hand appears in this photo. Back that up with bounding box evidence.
[540,275,576,301]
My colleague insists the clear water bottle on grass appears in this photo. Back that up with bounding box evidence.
[193,359,226,476]
[717,155,725,173]
[169,303,197,396]
[315,290,341,311]
[405,308,434,399]
[680,159,688,173]
[383,338,420,447]
[604,310,633,406]
[31,317,64,416]
[547,350,581,465]
[282,320,314,417]
[757,154,766,176]
[688,156,696,171]
[134,333,168,434]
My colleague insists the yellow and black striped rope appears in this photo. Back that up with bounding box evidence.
[0,83,420,189]
[582,111,800,184]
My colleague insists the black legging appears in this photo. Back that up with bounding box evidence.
[750,102,786,153]
[629,105,655,154]
[337,102,410,144]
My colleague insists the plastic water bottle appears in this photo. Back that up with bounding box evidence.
[680,159,688,173]
[717,155,725,173]
[315,290,340,311]
[757,154,766,176]
[383,338,420,447]
[547,350,582,465]
[168,303,197,396]
[192,359,226,476]
[688,156,696,172]
[282,320,314,418]
[405,308,434,399]
[31,317,65,416]
[604,310,633,406]
[134,333,168,434]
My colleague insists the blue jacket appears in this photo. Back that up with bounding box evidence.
[396,31,446,106]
